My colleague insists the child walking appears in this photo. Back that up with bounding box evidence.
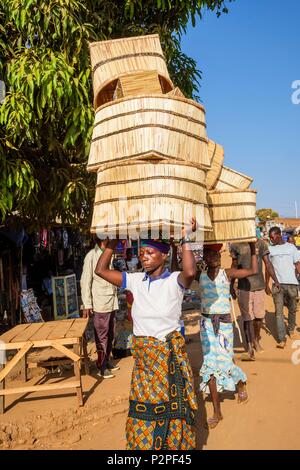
[199,242,258,429]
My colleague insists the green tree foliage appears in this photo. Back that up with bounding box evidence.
[0,0,232,229]
[256,208,279,222]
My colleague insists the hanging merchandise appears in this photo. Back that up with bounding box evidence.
[38,231,42,249]
[3,310,8,326]
[56,228,63,247]
[69,230,76,246]
[40,228,48,249]
[58,249,64,266]
[20,289,44,323]
[63,229,69,249]
[33,231,40,251]
[50,230,57,251]
[21,265,28,291]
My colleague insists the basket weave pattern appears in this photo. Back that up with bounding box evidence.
[87,34,256,242]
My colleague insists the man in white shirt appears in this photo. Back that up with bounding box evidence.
[266,227,300,348]
[80,238,119,378]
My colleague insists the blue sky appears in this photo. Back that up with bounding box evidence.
[181,0,300,217]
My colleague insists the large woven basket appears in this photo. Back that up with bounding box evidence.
[206,140,224,190]
[89,34,173,108]
[204,190,257,244]
[214,165,253,191]
[167,87,185,98]
[91,161,212,237]
[113,71,162,100]
[88,94,209,172]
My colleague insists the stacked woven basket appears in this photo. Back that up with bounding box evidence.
[87,34,256,243]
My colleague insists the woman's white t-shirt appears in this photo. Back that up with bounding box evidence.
[122,270,184,341]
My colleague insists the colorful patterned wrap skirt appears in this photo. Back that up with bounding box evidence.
[126,331,198,450]
[199,316,247,394]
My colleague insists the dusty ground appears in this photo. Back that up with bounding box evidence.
[1,250,300,450]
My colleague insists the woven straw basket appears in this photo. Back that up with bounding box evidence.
[214,165,253,191]
[91,161,212,237]
[88,94,209,172]
[113,71,162,100]
[204,190,257,244]
[89,34,173,108]
[206,140,224,190]
[167,87,185,98]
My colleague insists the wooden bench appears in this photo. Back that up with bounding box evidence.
[0,318,89,413]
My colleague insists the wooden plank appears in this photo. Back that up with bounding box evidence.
[82,337,90,375]
[0,342,33,383]
[20,354,27,382]
[65,318,88,336]
[47,319,75,340]
[0,338,79,351]
[0,324,30,344]
[0,363,4,413]
[51,342,80,362]
[64,318,88,339]
[12,323,44,343]
[29,321,65,341]
[0,380,80,396]
[73,344,83,406]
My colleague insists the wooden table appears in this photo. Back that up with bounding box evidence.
[0,318,89,413]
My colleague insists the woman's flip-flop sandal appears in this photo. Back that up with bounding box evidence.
[206,416,223,429]
[241,353,255,361]
[237,390,249,404]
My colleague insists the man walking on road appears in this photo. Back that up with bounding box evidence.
[266,227,300,348]
[230,239,280,360]
[81,238,120,378]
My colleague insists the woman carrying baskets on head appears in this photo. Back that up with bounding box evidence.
[198,242,258,429]
[94,219,198,450]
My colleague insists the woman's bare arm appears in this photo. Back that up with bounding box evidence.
[94,240,123,287]
[178,219,197,288]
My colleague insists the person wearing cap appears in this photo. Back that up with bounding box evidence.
[94,220,198,450]
[198,242,258,429]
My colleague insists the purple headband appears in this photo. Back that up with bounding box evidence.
[140,240,170,254]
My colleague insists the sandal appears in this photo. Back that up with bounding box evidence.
[241,352,255,362]
[237,389,249,404]
[206,416,223,429]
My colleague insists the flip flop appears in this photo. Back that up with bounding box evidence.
[241,353,255,361]
[206,416,223,429]
[237,390,249,404]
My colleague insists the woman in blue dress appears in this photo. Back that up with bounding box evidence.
[199,242,258,429]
